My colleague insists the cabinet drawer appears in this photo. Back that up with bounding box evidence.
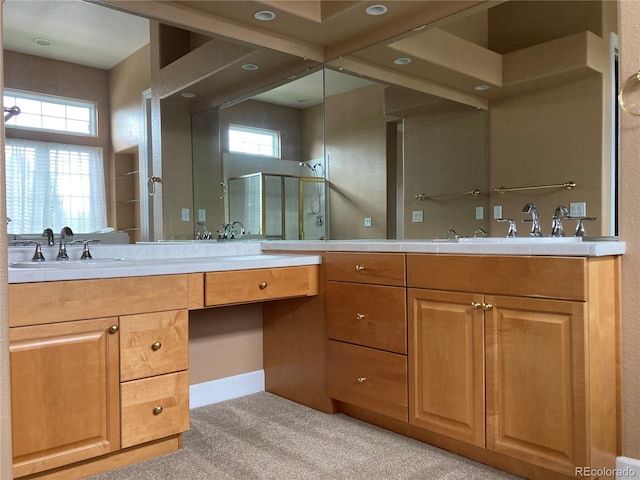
[327,282,406,354]
[120,310,189,382]
[325,252,405,286]
[407,254,587,301]
[204,265,318,307]
[121,371,190,448]
[327,340,408,422]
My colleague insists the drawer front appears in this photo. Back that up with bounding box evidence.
[327,340,408,422]
[325,252,405,286]
[204,265,318,307]
[121,371,190,448]
[120,310,189,382]
[407,254,587,301]
[326,282,407,354]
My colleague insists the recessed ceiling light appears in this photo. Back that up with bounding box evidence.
[181,92,196,98]
[366,4,388,16]
[242,64,259,71]
[254,10,276,21]
[33,38,54,47]
[474,84,490,91]
[393,57,412,65]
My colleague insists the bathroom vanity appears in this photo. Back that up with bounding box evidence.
[6,239,623,480]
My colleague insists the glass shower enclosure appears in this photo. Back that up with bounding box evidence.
[228,172,326,240]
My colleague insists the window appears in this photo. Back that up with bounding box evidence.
[229,124,280,158]
[4,89,97,136]
[5,139,107,234]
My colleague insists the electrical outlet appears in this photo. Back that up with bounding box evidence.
[570,202,586,217]
[181,208,190,222]
[198,209,206,222]
[493,205,503,219]
[475,206,484,220]
[364,217,372,227]
[412,210,424,223]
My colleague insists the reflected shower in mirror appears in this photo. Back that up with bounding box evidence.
[192,67,327,240]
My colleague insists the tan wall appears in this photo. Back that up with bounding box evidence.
[488,75,606,237]
[403,102,489,239]
[189,304,263,384]
[110,45,151,154]
[325,84,388,239]
[619,0,640,460]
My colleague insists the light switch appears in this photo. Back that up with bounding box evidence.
[198,209,206,222]
[493,205,503,219]
[181,208,190,222]
[475,206,484,220]
[412,210,424,223]
[570,202,586,217]
[364,217,372,227]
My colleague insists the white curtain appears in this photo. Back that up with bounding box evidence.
[5,138,107,234]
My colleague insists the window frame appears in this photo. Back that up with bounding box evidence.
[228,123,281,158]
[3,88,97,137]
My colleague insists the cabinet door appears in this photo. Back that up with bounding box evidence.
[408,289,485,447]
[10,317,120,477]
[486,295,587,475]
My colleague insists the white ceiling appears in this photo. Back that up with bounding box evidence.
[2,0,149,70]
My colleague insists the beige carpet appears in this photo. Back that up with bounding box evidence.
[89,392,521,480]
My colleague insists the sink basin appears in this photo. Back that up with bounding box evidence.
[10,258,132,268]
[458,237,582,244]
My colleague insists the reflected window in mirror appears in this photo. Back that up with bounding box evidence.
[229,124,281,158]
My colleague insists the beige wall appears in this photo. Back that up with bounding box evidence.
[325,84,388,239]
[403,102,489,239]
[619,0,640,460]
[488,75,606,237]
[189,304,263,384]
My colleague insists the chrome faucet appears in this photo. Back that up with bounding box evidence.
[231,221,246,238]
[195,222,212,240]
[56,226,74,260]
[521,203,542,237]
[497,218,518,237]
[444,229,458,240]
[551,205,570,237]
[43,228,54,246]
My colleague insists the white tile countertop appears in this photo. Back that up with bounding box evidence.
[7,241,321,284]
[7,237,625,283]
[259,238,626,256]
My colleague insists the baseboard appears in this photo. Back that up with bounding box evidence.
[616,456,640,478]
[189,370,265,409]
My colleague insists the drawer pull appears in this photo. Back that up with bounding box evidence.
[483,302,494,310]
[357,376,366,383]
[153,406,164,415]
[470,302,481,309]
[355,264,366,272]
[108,325,119,334]
[356,313,366,320]
[151,342,162,351]
[259,281,268,289]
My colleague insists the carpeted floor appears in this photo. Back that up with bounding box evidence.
[89,392,522,480]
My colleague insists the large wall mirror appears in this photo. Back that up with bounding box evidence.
[3,0,619,242]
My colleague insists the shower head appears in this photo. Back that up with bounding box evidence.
[299,162,314,171]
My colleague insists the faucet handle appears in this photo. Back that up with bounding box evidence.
[573,217,597,237]
[497,218,518,237]
[32,242,46,262]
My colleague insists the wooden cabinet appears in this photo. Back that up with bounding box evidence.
[408,289,485,447]
[406,254,618,478]
[325,252,408,421]
[9,317,120,478]
[119,310,190,448]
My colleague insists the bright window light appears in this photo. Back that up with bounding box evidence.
[229,124,280,158]
[4,89,97,136]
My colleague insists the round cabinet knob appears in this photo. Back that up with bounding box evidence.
[108,325,119,334]
[355,264,365,272]
[470,302,481,309]
[483,303,494,310]
[151,342,162,351]
[357,377,366,383]
[153,406,164,415]
[356,313,366,320]
[259,282,268,290]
